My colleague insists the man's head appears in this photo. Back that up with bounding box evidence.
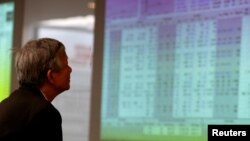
[15,38,72,93]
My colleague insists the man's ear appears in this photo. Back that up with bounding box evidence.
[47,69,55,84]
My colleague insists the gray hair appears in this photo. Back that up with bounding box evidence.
[15,38,65,86]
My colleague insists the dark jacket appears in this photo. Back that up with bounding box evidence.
[0,84,62,141]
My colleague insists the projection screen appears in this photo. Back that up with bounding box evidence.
[91,0,250,141]
[0,1,14,101]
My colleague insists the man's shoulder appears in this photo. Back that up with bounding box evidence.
[0,86,48,114]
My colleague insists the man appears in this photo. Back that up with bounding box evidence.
[0,38,72,141]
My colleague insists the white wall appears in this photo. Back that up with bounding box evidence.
[22,0,94,43]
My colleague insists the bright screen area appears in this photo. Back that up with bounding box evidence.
[100,0,250,141]
[0,1,14,101]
